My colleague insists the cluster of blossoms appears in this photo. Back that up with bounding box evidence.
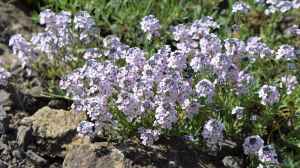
[0,66,10,86]
[258,85,280,106]
[138,128,160,146]
[9,6,299,166]
[232,1,251,13]
[140,15,161,40]
[275,44,296,60]
[201,119,224,151]
[243,135,278,165]
[285,25,300,36]
[280,75,298,94]
[59,13,298,154]
[9,9,97,67]
[256,0,300,15]
[231,106,245,120]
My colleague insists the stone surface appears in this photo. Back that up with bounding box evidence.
[26,150,47,166]
[0,107,8,136]
[48,99,72,110]
[0,159,8,168]
[63,138,224,168]
[21,106,86,139]
[63,142,125,168]
[20,106,86,158]
[17,126,32,149]
[222,156,242,168]
[0,90,11,110]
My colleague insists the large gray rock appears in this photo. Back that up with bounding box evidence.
[63,142,125,168]
[26,150,47,166]
[63,139,221,168]
[21,106,85,139]
[0,159,8,168]
[0,90,11,111]
[21,106,86,157]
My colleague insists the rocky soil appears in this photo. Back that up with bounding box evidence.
[0,1,244,168]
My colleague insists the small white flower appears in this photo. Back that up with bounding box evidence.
[258,145,279,164]
[280,75,298,95]
[232,2,251,13]
[232,106,245,120]
[138,128,160,146]
[0,66,11,86]
[195,79,215,102]
[202,119,224,151]
[140,15,161,40]
[276,45,296,60]
[77,121,95,136]
[258,85,280,106]
[243,135,264,155]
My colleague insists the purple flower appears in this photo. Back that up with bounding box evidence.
[140,15,161,40]
[195,79,215,102]
[243,135,264,155]
[0,66,10,86]
[138,128,160,146]
[258,85,280,106]
[202,119,224,151]
[276,44,296,60]
[232,106,245,120]
[232,2,251,13]
[77,121,95,136]
[258,145,279,164]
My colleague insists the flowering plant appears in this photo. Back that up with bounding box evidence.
[8,0,300,167]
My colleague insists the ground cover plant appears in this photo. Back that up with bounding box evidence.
[3,0,300,167]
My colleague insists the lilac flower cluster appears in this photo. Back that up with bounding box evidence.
[275,44,296,60]
[258,85,280,106]
[140,15,161,40]
[9,9,97,67]
[257,0,300,15]
[201,119,224,151]
[285,25,300,36]
[232,2,251,13]
[243,136,278,165]
[232,106,245,120]
[243,135,264,155]
[0,66,11,86]
[138,128,160,146]
[9,34,36,67]
[258,145,279,164]
[56,13,298,164]
[280,75,298,94]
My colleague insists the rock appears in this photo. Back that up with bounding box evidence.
[63,143,125,168]
[21,106,86,139]
[17,126,32,149]
[23,86,43,98]
[0,107,8,135]
[0,1,35,44]
[20,106,86,157]
[48,99,72,110]
[0,140,8,151]
[222,156,242,168]
[63,138,222,168]
[0,159,8,168]
[12,149,25,159]
[26,150,47,166]
[0,90,11,110]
